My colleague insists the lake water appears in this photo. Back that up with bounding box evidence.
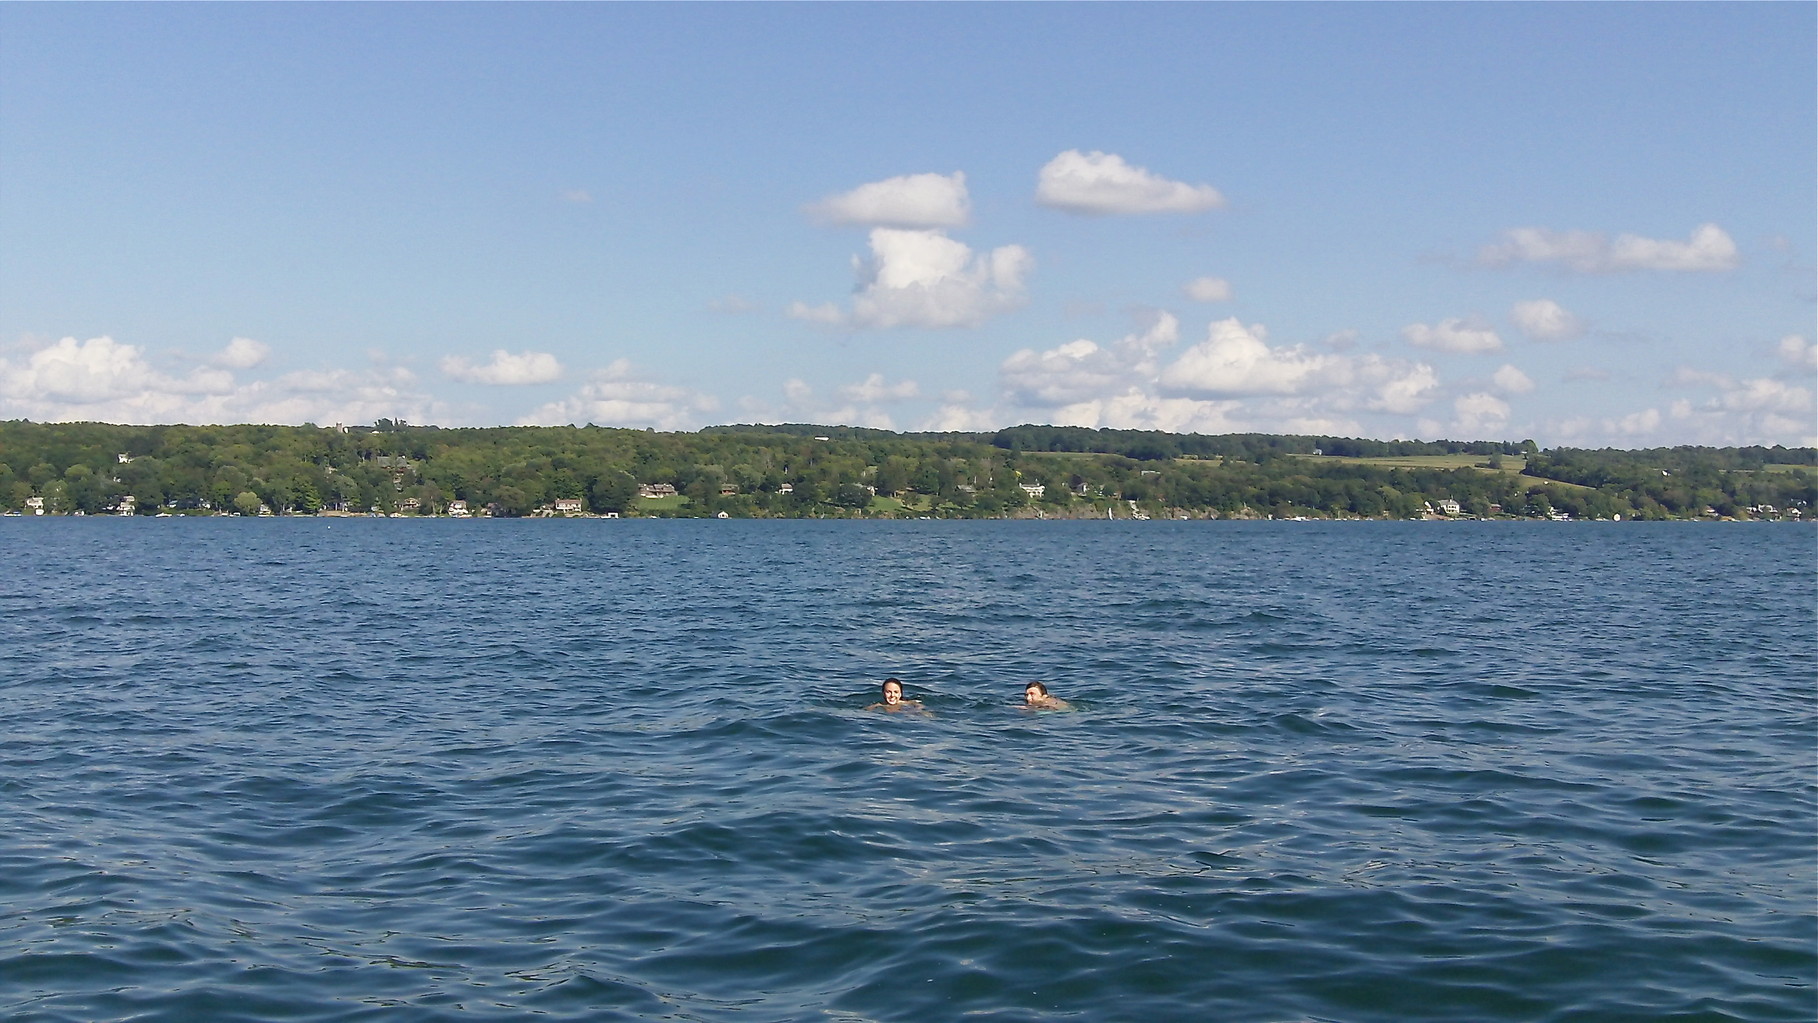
[2,519,1813,1023]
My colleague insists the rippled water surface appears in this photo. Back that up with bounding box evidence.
[3,519,1813,1022]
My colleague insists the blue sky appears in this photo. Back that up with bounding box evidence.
[2,3,1812,446]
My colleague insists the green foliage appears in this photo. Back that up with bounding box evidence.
[0,420,1809,521]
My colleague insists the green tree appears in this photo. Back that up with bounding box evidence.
[233,491,264,516]
[590,472,638,514]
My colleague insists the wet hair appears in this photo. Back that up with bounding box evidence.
[881,677,902,695]
[1025,681,1049,696]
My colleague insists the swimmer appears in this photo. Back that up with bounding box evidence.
[1022,681,1071,710]
[866,677,925,713]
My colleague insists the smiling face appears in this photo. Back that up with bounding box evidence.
[882,680,903,705]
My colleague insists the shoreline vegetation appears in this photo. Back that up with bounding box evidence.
[1,420,1811,523]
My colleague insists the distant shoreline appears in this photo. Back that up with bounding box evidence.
[4,420,1810,523]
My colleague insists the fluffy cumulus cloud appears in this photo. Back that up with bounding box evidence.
[1509,299,1584,342]
[1451,392,1512,435]
[806,172,970,229]
[1402,318,1504,354]
[1480,223,1739,273]
[439,349,565,385]
[1182,276,1233,303]
[0,335,438,426]
[788,228,1032,330]
[520,359,718,431]
[991,314,1440,436]
[1777,334,1816,373]
[1492,364,1536,394]
[1002,313,1181,408]
[1161,319,1333,399]
[1035,150,1224,216]
[214,337,271,369]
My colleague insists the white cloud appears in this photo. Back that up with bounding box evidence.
[520,359,718,430]
[788,228,1032,330]
[1665,365,1813,418]
[993,314,1439,436]
[1,336,187,405]
[740,374,914,431]
[838,373,920,403]
[1162,319,1440,414]
[561,189,594,204]
[1403,318,1504,354]
[1509,299,1584,341]
[1777,334,1816,373]
[1480,223,1739,273]
[1373,363,1441,415]
[806,172,970,229]
[1161,319,1329,398]
[1182,276,1233,303]
[227,366,434,427]
[1039,392,1246,435]
[1002,313,1180,408]
[919,398,1001,433]
[1618,408,1663,435]
[1492,364,1535,394]
[1451,392,1511,435]
[1594,363,1818,446]
[214,337,271,369]
[1712,377,1812,416]
[440,349,565,386]
[1036,149,1224,216]
[0,335,440,426]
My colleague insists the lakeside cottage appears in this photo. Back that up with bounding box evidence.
[638,484,678,499]
[553,498,584,514]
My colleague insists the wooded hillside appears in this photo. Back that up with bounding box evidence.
[2,420,1811,521]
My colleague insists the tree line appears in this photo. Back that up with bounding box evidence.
[1,419,1811,521]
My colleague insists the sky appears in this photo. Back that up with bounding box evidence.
[2,3,1813,448]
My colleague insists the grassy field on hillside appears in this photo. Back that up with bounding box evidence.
[1291,453,1525,471]
[1286,453,1599,491]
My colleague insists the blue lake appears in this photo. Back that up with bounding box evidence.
[2,519,1813,1022]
